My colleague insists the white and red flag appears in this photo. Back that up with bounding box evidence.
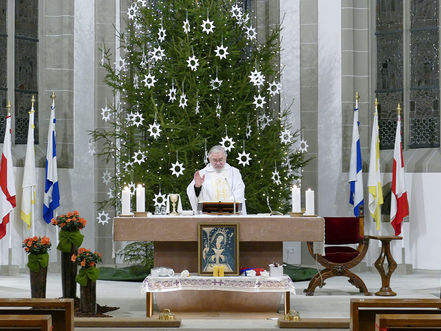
[390,108,409,236]
[0,114,16,239]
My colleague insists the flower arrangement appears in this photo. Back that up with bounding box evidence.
[51,210,87,231]
[72,248,102,286]
[51,211,86,252]
[22,236,51,272]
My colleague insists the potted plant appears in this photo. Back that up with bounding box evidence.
[22,236,51,298]
[51,211,87,298]
[71,248,102,314]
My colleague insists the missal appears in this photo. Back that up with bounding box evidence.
[197,201,242,214]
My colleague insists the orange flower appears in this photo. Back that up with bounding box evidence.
[32,236,38,241]
[71,254,77,262]
[78,248,87,254]
[27,241,32,247]
[80,260,86,267]
[51,218,57,225]
[90,261,95,267]
[25,247,29,252]
[67,212,73,217]
[66,218,71,223]
[41,237,50,245]
[73,210,79,215]
[98,253,102,258]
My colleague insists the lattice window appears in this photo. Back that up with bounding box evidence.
[409,0,439,148]
[14,0,39,144]
[375,0,403,150]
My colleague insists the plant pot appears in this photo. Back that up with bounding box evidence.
[80,278,97,314]
[30,266,47,298]
[61,246,78,298]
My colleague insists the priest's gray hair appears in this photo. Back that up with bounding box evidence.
[208,145,227,158]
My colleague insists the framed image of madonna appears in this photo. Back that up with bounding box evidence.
[198,223,239,275]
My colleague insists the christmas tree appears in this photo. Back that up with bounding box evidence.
[93,0,308,214]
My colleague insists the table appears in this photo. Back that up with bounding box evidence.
[142,275,296,317]
[114,215,324,272]
[367,235,402,296]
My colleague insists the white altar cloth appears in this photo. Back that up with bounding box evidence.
[142,275,296,294]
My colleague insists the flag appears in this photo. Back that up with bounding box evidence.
[21,104,37,228]
[390,109,409,235]
[367,104,383,230]
[0,114,16,239]
[348,98,364,216]
[43,98,60,223]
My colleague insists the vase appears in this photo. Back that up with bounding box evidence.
[80,278,97,314]
[30,266,47,298]
[61,246,78,298]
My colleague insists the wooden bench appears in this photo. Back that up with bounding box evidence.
[375,313,441,330]
[351,298,441,331]
[75,317,181,328]
[0,298,74,331]
[0,314,52,331]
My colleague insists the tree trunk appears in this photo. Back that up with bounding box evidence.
[30,267,47,298]
[80,278,97,314]
[61,246,77,298]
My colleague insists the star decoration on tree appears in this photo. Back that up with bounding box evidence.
[183,19,191,34]
[214,44,229,60]
[245,26,257,40]
[179,93,188,108]
[153,192,167,208]
[143,73,157,88]
[97,211,110,225]
[259,113,272,130]
[248,69,265,87]
[151,46,165,62]
[133,149,146,165]
[167,84,177,102]
[107,188,114,199]
[253,94,266,109]
[230,4,243,20]
[148,121,162,140]
[298,139,309,153]
[101,105,112,122]
[158,25,167,42]
[201,17,215,34]
[220,135,235,152]
[280,129,292,144]
[210,77,222,90]
[123,160,134,172]
[102,170,112,186]
[268,80,281,96]
[236,150,252,166]
[271,169,281,186]
[170,161,185,177]
[187,55,199,71]
[137,0,147,7]
[132,111,144,127]
[238,13,249,26]
[127,2,138,20]
[128,182,136,196]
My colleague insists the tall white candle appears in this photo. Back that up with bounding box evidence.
[305,188,315,215]
[121,186,131,215]
[291,185,301,213]
[136,184,145,212]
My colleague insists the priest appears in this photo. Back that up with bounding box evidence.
[186,145,246,214]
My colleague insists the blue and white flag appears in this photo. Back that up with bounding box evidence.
[348,96,364,216]
[43,98,60,223]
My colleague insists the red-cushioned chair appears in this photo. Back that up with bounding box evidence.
[304,216,370,296]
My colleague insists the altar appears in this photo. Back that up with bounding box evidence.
[114,215,324,272]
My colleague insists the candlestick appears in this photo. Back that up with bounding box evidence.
[136,184,145,212]
[291,185,301,213]
[121,186,131,215]
[305,188,315,216]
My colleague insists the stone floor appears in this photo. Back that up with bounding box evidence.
[0,269,439,330]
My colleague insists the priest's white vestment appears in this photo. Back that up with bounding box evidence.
[186,163,246,215]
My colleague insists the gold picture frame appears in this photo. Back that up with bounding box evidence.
[198,223,239,275]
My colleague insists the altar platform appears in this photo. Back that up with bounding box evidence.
[114,215,324,272]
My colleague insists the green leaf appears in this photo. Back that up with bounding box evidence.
[57,230,84,253]
[76,267,100,286]
[27,253,49,272]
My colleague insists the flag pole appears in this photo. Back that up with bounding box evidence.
[31,96,36,237]
[6,101,12,252]
[50,92,60,251]
[397,103,406,249]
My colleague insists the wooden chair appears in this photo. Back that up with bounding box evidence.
[304,216,370,296]
[351,298,441,331]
